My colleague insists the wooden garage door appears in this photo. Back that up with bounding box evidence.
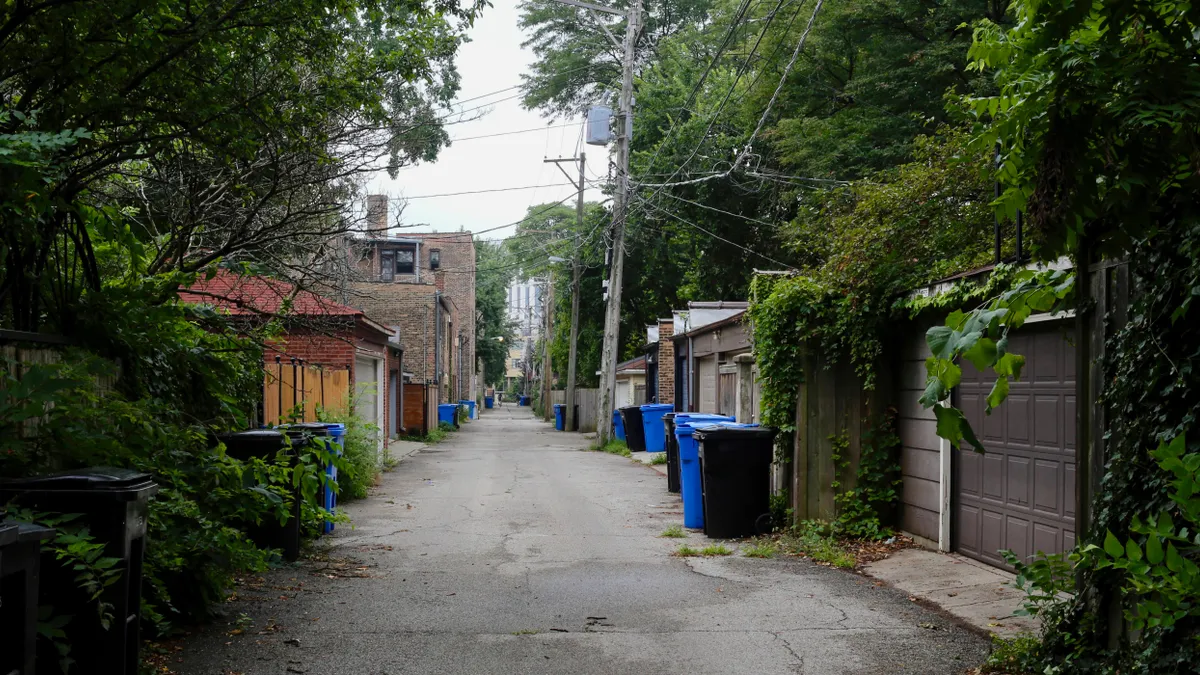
[953,323,1076,569]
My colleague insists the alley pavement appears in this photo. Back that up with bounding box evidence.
[176,409,988,674]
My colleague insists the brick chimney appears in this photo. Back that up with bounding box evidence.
[657,318,675,405]
[366,194,388,237]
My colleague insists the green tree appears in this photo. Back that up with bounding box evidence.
[475,240,516,385]
[1,0,483,333]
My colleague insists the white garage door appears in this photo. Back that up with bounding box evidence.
[355,357,380,430]
[616,380,630,408]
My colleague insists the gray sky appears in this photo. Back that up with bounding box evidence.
[368,1,609,239]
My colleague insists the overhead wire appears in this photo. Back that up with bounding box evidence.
[633,193,797,270]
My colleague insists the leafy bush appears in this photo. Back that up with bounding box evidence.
[318,404,381,501]
[982,634,1040,674]
[780,521,856,569]
[0,282,339,644]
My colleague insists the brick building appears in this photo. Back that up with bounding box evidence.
[181,270,398,442]
[342,196,477,407]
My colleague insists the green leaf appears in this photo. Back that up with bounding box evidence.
[1145,534,1163,564]
[1157,511,1174,536]
[926,326,956,359]
[946,310,968,331]
[1166,542,1183,572]
[1104,531,1124,558]
[986,376,1009,412]
[933,405,984,452]
[919,377,948,408]
[963,337,999,370]
[994,353,1025,380]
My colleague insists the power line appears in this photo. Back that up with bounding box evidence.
[634,0,793,195]
[633,193,797,270]
[637,0,759,176]
[449,122,579,143]
[656,190,776,226]
[635,0,824,192]
[398,182,577,200]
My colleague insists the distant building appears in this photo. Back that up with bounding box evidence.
[339,195,477,408]
[504,279,543,390]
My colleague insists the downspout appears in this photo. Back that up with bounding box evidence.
[434,292,441,386]
[688,335,695,412]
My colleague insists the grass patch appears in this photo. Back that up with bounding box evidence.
[590,439,631,457]
[981,634,1039,674]
[400,426,448,445]
[674,543,733,557]
[742,540,777,558]
[648,452,668,465]
[779,521,856,569]
[511,629,540,636]
[660,524,686,538]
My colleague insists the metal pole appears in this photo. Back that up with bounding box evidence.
[275,355,283,425]
[290,358,298,419]
[299,359,306,421]
[596,0,641,442]
[1015,210,1023,264]
[565,151,584,432]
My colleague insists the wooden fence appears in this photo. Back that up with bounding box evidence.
[2,342,119,439]
[263,363,349,425]
[550,388,600,432]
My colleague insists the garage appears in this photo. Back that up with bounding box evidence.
[355,355,383,439]
[953,322,1077,569]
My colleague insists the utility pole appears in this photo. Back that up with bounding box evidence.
[595,0,641,442]
[544,0,640,441]
[544,152,586,433]
[542,274,555,422]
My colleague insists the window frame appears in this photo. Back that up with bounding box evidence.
[394,244,416,276]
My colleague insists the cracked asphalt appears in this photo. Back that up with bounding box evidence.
[175,409,987,674]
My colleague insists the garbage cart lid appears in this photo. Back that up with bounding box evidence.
[675,414,734,423]
[693,423,776,441]
[0,467,158,493]
[639,403,674,412]
[0,520,17,547]
[284,423,331,435]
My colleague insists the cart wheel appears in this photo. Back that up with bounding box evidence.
[755,513,773,535]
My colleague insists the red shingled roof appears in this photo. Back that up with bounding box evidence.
[180,269,362,317]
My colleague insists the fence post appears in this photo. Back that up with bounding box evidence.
[734,353,755,423]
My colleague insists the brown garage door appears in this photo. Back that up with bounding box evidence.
[953,323,1076,569]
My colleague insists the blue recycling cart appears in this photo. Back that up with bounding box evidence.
[612,409,626,441]
[460,399,476,420]
[639,403,675,452]
[438,403,458,428]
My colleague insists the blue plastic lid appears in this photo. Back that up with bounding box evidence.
[673,418,725,437]
[675,414,734,423]
[640,403,674,412]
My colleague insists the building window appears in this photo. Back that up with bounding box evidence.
[512,358,520,368]
[395,245,415,275]
[430,249,441,270]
